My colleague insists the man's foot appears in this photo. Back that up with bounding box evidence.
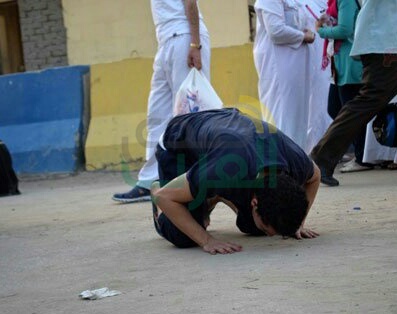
[112,186,151,203]
[340,153,354,163]
[340,158,374,173]
[342,157,357,167]
[319,167,339,187]
[310,153,339,187]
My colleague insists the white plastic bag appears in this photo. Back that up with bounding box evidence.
[174,68,223,116]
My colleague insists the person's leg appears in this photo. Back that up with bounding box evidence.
[328,83,342,120]
[112,45,173,202]
[138,44,174,189]
[338,83,373,168]
[155,208,205,248]
[138,33,211,187]
[113,35,211,202]
[152,146,207,248]
[326,84,355,162]
[311,54,397,185]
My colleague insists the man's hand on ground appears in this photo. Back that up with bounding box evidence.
[202,237,242,255]
[295,226,319,239]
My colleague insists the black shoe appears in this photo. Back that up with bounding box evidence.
[112,186,151,203]
[319,167,339,187]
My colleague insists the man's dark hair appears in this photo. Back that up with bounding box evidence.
[254,173,308,236]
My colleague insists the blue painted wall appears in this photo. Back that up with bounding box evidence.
[0,66,90,174]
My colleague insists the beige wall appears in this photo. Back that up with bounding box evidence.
[67,0,258,171]
[200,0,250,49]
[62,0,251,65]
[62,0,157,64]
[85,44,259,171]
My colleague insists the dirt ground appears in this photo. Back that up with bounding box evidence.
[0,168,396,314]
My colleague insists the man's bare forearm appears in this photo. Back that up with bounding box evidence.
[153,174,242,254]
[153,174,211,247]
[305,163,320,212]
[160,198,213,247]
[301,162,321,227]
[185,0,200,45]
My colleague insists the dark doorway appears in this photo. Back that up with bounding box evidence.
[0,0,24,75]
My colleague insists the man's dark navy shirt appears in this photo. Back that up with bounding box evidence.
[162,108,314,235]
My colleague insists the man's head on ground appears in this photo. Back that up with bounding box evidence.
[252,173,308,237]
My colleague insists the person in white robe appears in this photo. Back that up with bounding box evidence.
[253,0,331,153]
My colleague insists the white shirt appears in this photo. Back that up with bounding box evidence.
[254,0,308,50]
[151,0,209,45]
[350,0,397,57]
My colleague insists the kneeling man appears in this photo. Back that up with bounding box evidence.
[151,108,320,255]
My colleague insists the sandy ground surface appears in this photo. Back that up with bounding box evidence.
[0,168,396,314]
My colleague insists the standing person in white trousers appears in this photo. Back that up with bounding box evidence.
[113,0,211,203]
